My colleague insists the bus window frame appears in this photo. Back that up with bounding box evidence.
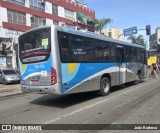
[19,28,51,64]
[58,31,145,64]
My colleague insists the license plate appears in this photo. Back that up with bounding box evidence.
[30,80,38,85]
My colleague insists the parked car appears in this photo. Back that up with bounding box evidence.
[0,69,20,85]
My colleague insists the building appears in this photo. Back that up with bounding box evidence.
[0,0,95,69]
[149,28,160,50]
[102,28,123,40]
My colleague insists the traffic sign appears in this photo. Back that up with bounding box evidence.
[123,26,137,36]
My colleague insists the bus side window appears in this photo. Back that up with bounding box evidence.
[60,34,72,61]
[71,36,83,62]
[103,42,110,62]
[83,38,95,61]
[110,45,115,62]
[141,50,146,64]
[137,48,141,62]
[95,41,103,61]
[132,47,137,62]
[125,46,130,62]
[129,47,132,62]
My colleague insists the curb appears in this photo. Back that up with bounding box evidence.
[0,92,23,101]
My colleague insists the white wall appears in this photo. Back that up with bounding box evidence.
[25,0,29,7]
[58,6,64,18]
[45,1,52,14]
[0,7,8,38]
[46,19,53,25]
[26,14,31,26]
[45,2,53,25]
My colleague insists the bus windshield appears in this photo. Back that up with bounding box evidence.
[19,28,51,64]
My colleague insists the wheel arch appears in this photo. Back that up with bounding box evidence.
[101,73,111,83]
[137,69,141,75]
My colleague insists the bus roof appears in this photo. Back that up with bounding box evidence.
[20,25,145,49]
[58,26,145,49]
[20,25,51,36]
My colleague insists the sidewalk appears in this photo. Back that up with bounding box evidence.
[0,83,22,98]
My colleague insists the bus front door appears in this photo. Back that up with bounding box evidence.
[116,47,125,84]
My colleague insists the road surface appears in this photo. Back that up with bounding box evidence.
[0,78,160,133]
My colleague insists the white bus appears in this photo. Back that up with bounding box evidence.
[18,25,147,96]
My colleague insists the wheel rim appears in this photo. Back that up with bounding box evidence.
[103,80,109,93]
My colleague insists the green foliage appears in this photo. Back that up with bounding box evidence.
[93,18,112,34]
[127,35,147,48]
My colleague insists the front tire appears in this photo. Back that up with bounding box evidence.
[99,77,111,96]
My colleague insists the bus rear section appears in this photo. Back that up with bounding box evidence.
[19,27,62,95]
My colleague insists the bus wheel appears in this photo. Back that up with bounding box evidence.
[133,73,140,85]
[99,77,111,96]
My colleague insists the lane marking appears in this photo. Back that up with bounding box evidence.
[44,81,155,124]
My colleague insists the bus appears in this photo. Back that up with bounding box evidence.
[18,25,147,96]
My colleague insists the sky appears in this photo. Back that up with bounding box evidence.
[85,0,160,49]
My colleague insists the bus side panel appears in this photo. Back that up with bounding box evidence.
[95,63,119,86]
[142,65,147,78]
[50,25,62,95]
[61,63,118,94]
[125,62,144,82]
[61,63,97,94]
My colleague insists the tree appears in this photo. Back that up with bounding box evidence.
[127,35,147,48]
[93,18,112,34]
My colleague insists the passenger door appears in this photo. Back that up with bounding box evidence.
[116,47,125,84]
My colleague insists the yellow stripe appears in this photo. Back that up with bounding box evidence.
[68,63,77,74]
[22,65,26,72]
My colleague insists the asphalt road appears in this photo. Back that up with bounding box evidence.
[0,78,160,133]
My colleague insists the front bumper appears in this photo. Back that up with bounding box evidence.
[5,79,20,83]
